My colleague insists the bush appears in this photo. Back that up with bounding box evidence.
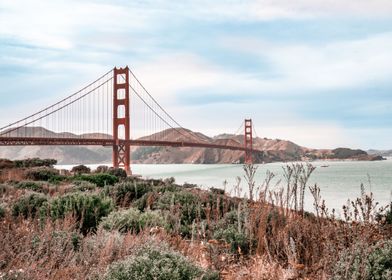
[108,182,152,206]
[104,242,218,280]
[213,226,250,255]
[366,240,392,279]
[25,167,64,182]
[44,193,114,234]
[95,165,109,173]
[72,180,97,192]
[332,240,392,280]
[156,191,204,227]
[75,173,118,187]
[0,158,14,169]
[0,205,5,218]
[16,181,44,192]
[71,165,91,174]
[100,208,165,233]
[14,158,57,168]
[108,167,127,179]
[385,207,392,225]
[12,193,48,218]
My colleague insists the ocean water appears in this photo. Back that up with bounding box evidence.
[58,159,392,215]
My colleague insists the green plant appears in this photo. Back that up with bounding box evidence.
[384,206,392,224]
[100,208,165,233]
[213,226,250,255]
[71,164,91,174]
[16,181,44,192]
[366,240,392,279]
[14,158,57,168]
[101,207,140,233]
[0,204,5,218]
[44,193,114,234]
[156,191,204,228]
[332,240,392,280]
[108,167,127,179]
[25,167,60,181]
[95,165,109,173]
[104,242,218,280]
[12,193,48,218]
[72,180,97,192]
[108,182,152,206]
[74,173,118,187]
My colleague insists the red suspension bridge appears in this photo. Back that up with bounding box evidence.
[0,66,261,174]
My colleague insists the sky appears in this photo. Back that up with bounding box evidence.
[0,0,392,150]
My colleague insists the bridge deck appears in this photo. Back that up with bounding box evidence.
[0,137,260,153]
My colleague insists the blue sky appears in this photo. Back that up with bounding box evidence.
[0,0,392,149]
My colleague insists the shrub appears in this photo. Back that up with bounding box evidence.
[104,242,218,280]
[332,240,392,280]
[75,173,118,187]
[16,181,44,192]
[0,204,5,218]
[95,165,109,173]
[14,158,57,168]
[366,240,392,279]
[0,158,14,169]
[12,193,48,218]
[213,226,250,255]
[72,180,97,192]
[100,208,165,233]
[71,165,91,174]
[384,207,392,225]
[108,167,127,179]
[108,182,152,206]
[44,193,114,234]
[156,191,203,227]
[25,167,60,181]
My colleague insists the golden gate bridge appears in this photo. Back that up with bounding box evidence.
[0,66,260,174]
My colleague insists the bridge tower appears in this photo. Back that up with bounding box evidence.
[244,119,253,164]
[113,67,131,174]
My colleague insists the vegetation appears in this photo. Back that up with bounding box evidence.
[1,160,391,279]
[100,208,165,233]
[71,164,91,174]
[14,158,57,168]
[104,242,218,280]
[330,147,368,159]
[75,173,118,187]
[43,192,114,234]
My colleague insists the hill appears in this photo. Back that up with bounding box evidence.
[0,127,383,164]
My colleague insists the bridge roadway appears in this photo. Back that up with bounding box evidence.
[0,136,261,153]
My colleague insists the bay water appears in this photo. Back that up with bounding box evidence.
[58,159,392,216]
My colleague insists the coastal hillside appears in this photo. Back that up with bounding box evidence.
[0,127,382,164]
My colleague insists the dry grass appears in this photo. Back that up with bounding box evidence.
[1,163,391,279]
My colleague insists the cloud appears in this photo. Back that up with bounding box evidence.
[221,32,392,93]
[250,0,392,20]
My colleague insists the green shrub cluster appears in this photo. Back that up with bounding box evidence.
[74,173,118,187]
[332,240,392,280]
[213,226,250,255]
[14,158,57,168]
[71,164,91,174]
[16,181,44,192]
[44,193,114,234]
[104,242,219,280]
[25,167,64,182]
[12,193,48,218]
[0,204,5,218]
[100,208,165,233]
[156,191,204,231]
[107,182,152,206]
[72,180,97,192]
[108,167,127,179]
